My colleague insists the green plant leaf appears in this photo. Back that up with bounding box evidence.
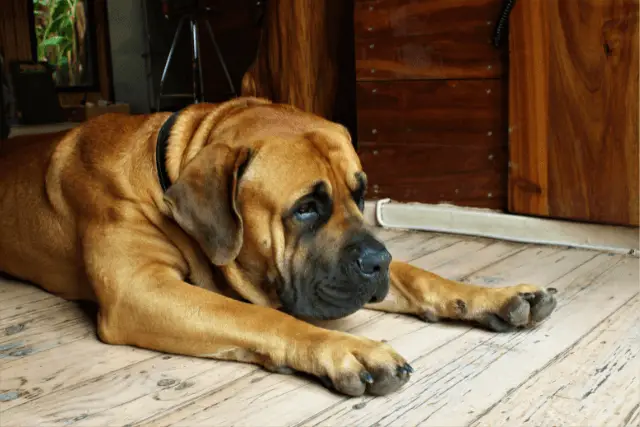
[40,35,65,47]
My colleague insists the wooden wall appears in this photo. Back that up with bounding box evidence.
[0,0,33,64]
[354,0,509,209]
[240,0,357,136]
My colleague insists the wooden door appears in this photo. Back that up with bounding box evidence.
[508,0,639,226]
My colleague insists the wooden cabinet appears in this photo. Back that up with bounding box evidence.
[508,0,639,226]
[354,0,510,209]
[356,79,507,208]
[355,0,639,226]
[354,0,505,80]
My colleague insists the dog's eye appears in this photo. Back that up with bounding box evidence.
[294,201,319,221]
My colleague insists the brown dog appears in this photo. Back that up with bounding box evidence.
[0,97,557,396]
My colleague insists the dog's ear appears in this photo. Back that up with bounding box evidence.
[164,144,251,266]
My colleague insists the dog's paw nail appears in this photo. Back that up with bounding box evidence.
[547,287,558,294]
[397,363,413,375]
[360,371,374,384]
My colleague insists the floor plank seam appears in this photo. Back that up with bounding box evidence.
[148,320,455,426]
[0,322,94,361]
[623,402,640,426]
[412,240,496,271]
[552,256,626,310]
[1,352,161,410]
[459,245,589,286]
[301,253,631,426]
[456,246,532,282]
[292,328,476,427]
[468,292,639,425]
[268,247,610,426]
[404,326,538,425]
[134,317,444,425]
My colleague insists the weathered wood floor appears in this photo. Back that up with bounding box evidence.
[1,228,638,426]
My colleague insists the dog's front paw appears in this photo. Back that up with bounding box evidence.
[476,285,558,332]
[312,334,412,396]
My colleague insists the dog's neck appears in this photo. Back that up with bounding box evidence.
[156,110,181,192]
[155,100,261,193]
[154,105,216,194]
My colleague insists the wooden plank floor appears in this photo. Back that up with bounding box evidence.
[1,228,638,426]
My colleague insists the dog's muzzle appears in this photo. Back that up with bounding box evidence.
[343,232,391,303]
[280,232,392,321]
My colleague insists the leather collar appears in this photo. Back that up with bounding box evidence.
[156,110,181,192]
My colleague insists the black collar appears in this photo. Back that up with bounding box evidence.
[156,110,181,192]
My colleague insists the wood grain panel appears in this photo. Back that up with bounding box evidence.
[359,143,507,208]
[354,0,505,80]
[0,0,33,63]
[507,0,550,217]
[509,0,639,226]
[548,0,639,226]
[94,0,113,101]
[356,80,506,147]
[12,0,33,60]
[0,0,19,62]
[242,0,348,119]
[356,78,508,209]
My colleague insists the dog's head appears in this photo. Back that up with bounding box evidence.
[164,98,391,321]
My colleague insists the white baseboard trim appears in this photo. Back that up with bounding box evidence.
[364,199,639,256]
[8,122,79,138]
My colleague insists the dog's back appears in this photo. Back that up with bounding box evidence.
[0,130,85,297]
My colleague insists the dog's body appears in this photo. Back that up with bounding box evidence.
[0,97,557,396]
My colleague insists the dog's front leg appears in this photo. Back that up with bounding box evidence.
[366,261,557,332]
[84,233,411,396]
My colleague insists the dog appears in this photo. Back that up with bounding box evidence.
[0,97,557,396]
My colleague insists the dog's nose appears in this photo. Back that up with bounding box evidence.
[356,237,391,275]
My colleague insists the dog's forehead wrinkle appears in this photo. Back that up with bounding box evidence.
[303,130,360,181]
[241,141,334,203]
